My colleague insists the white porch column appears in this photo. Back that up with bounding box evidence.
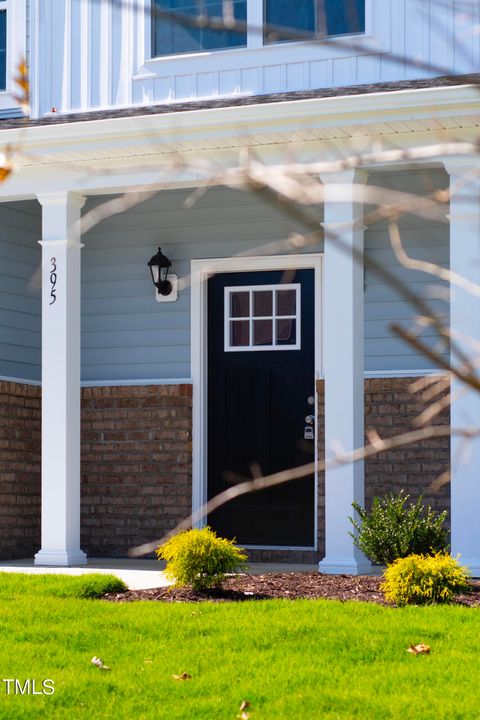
[443,160,480,576]
[319,169,371,575]
[35,192,87,566]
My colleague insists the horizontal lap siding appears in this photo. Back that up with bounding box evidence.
[364,169,449,373]
[81,187,316,382]
[0,202,42,382]
[82,171,449,382]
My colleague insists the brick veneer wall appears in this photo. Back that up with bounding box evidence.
[276,376,451,564]
[79,377,447,564]
[311,376,450,561]
[0,381,41,560]
[0,377,450,563]
[364,377,450,519]
[80,384,192,557]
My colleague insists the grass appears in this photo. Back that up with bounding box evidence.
[0,573,478,719]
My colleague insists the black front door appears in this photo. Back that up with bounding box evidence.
[207,269,315,546]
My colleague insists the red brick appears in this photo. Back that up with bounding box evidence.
[80,383,192,557]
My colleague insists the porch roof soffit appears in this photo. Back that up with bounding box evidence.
[0,82,476,198]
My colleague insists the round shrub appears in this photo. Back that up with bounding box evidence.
[349,491,448,566]
[381,552,471,606]
[156,526,248,590]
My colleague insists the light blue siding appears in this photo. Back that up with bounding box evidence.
[0,173,449,384]
[364,169,449,372]
[0,201,42,381]
[82,170,449,382]
[81,187,315,381]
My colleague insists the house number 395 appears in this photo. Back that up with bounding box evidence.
[49,257,57,305]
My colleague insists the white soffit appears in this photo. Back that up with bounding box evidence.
[1,84,479,167]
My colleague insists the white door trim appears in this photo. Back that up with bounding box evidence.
[190,253,323,551]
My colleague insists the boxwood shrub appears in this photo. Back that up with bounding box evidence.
[349,491,448,566]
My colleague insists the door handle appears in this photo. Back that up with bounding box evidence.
[305,414,315,425]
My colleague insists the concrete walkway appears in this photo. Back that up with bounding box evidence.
[0,558,318,590]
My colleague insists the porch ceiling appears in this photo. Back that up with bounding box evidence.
[16,111,480,167]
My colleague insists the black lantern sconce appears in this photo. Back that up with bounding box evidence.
[147,247,178,302]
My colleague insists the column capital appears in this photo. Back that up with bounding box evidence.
[37,191,86,209]
[441,157,480,178]
[319,168,369,186]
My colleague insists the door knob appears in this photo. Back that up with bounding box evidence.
[305,414,315,425]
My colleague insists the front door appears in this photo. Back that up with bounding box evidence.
[207,269,315,546]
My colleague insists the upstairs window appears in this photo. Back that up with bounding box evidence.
[153,0,247,57]
[265,0,365,43]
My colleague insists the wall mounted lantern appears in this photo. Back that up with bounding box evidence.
[147,247,178,302]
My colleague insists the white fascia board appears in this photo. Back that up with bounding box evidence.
[0,83,478,155]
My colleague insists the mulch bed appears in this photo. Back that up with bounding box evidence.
[103,572,480,607]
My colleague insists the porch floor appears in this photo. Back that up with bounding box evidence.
[0,558,318,590]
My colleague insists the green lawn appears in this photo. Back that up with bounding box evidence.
[0,573,478,719]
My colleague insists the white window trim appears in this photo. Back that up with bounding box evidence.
[191,253,323,552]
[0,0,26,112]
[224,283,301,351]
[140,0,388,80]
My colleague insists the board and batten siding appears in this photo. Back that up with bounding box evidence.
[0,200,41,381]
[33,0,480,117]
[81,171,449,382]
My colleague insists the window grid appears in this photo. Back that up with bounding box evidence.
[224,284,301,352]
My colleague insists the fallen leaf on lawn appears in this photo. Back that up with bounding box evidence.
[236,700,251,718]
[91,656,111,670]
[172,672,192,680]
[407,643,431,655]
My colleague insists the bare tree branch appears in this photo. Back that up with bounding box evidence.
[389,220,480,299]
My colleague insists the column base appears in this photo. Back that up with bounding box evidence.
[34,549,87,567]
[319,556,372,576]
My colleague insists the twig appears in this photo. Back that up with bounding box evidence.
[129,424,479,556]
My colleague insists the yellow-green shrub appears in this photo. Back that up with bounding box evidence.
[156,527,248,590]
[381,552,471,606]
